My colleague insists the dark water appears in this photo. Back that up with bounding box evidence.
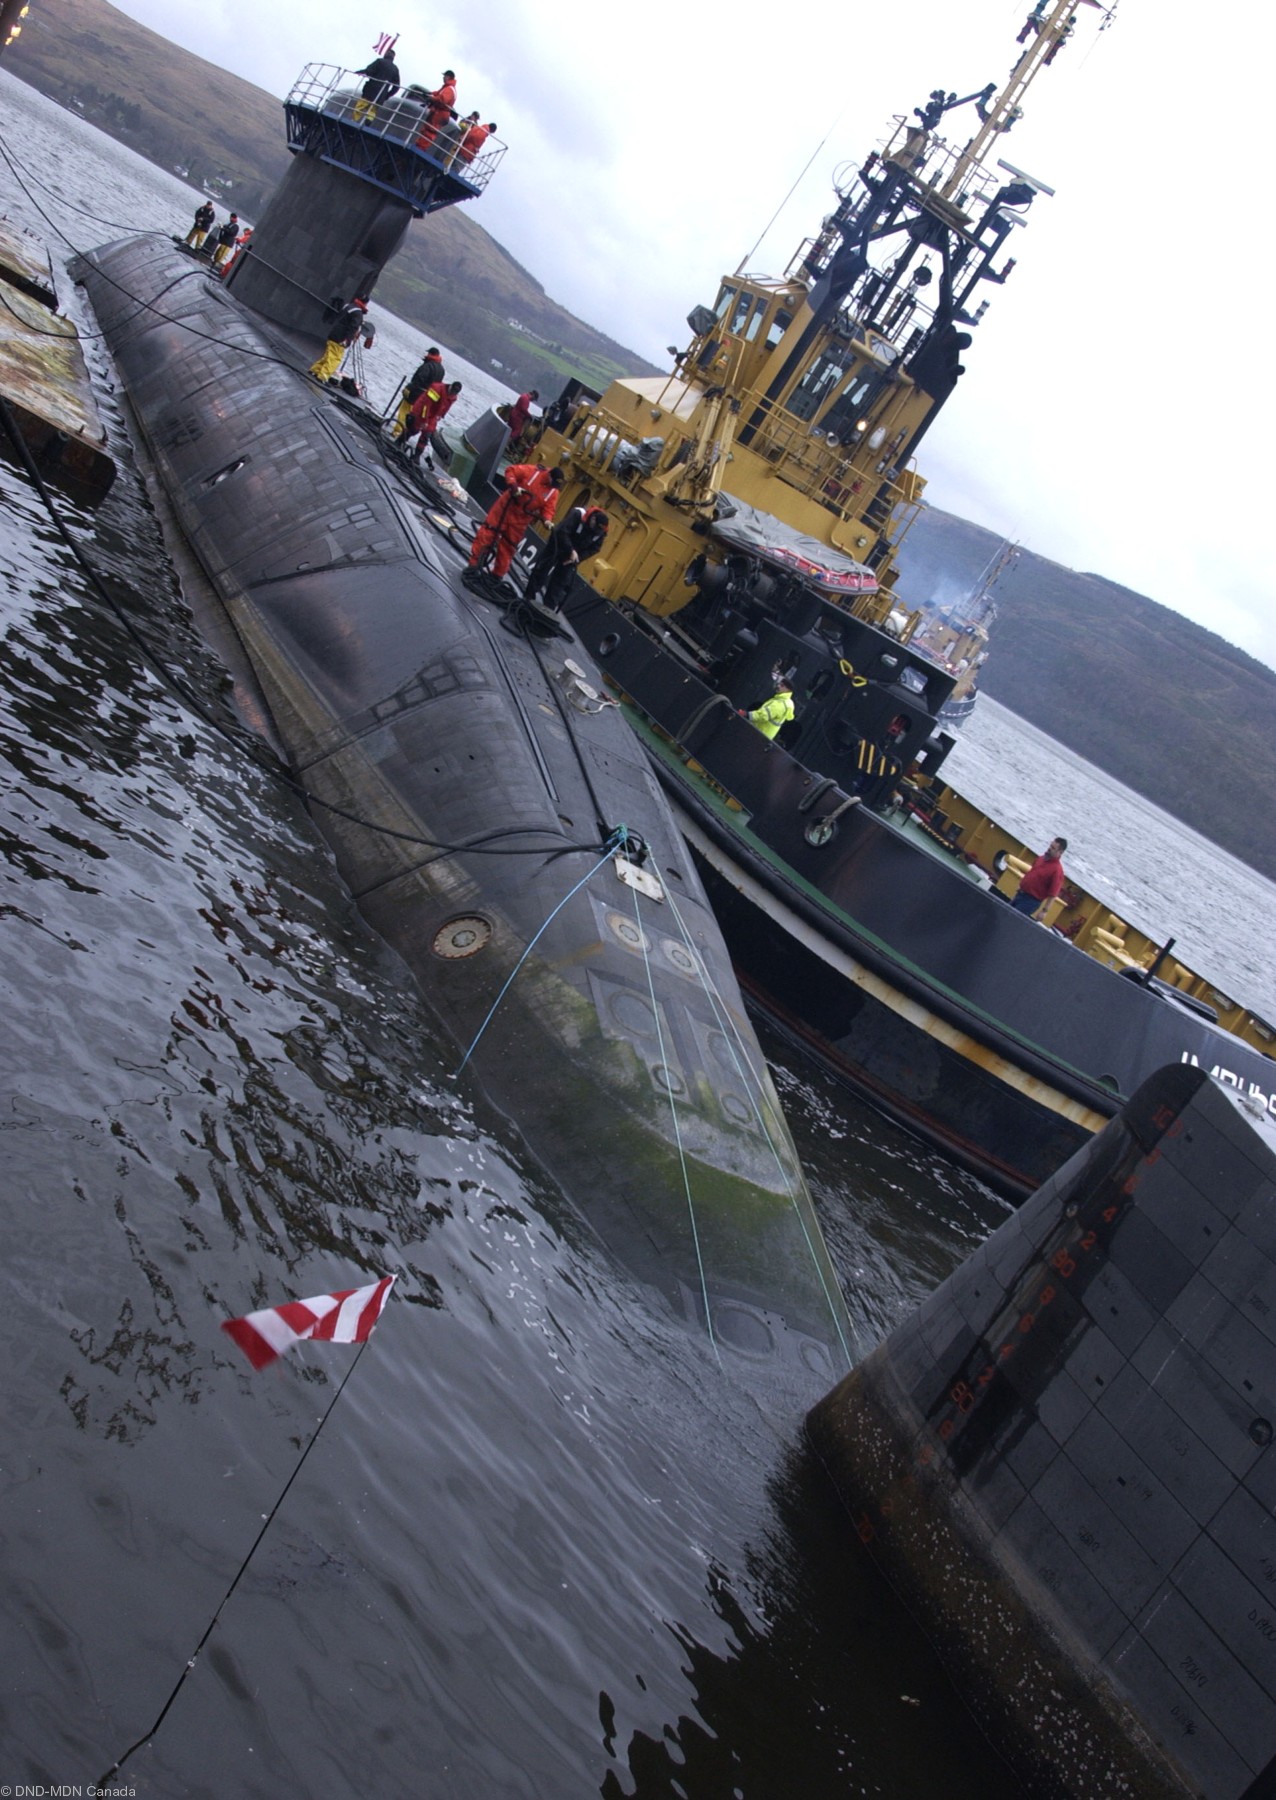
[2,69,1270,1798]
[0,370,1011,1795]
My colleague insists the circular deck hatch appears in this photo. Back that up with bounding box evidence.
[432,915,492,959]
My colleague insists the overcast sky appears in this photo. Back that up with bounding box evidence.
[96,0,1274,673]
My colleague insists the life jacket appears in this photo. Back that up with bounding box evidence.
[406,356,444,403]
[427,81,456,120]
[749,691,795,740]
[458,122,489,163]
[335,299,369,344]
[501,464,561,530]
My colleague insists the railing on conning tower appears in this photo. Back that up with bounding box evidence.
[283,64,506,219]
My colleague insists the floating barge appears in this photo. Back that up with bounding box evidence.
[0,214,113,499]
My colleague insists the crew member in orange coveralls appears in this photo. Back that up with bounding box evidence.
[415,72,458,152]
[453,117,492,168]
[468,464,564,581]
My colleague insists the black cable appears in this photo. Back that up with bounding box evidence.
[0,264,202,341]
[0,129,185,237]
[97,1338,374,1785]
[0,131,312,377]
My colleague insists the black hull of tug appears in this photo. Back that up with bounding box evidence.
[561,589,1276,1200]
[70,236,852,1379]
[683,825,1093,1194]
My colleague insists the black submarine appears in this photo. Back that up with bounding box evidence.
[809,1060,1276,1798]
[71,61,852,1386]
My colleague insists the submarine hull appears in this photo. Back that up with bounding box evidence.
[72,235,852,1384]
[808,1064,1276,1797]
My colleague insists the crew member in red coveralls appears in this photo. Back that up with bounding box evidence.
[415,72,458,152]
[399,380,462,460]
[506,388,538,448]
[1011,835,1068,918]
[393,347,445,435]
[219,224,253,280]
[452,117,493,169]
[468,464,564,581]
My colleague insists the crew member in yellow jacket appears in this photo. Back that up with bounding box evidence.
[746,679,794,739]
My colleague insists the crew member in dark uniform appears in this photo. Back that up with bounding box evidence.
[354,48,400,123]
[309,296,374,384]
[211,213,240,268]
[393,347,445,434]
[524,504,609,610]
[184,200,215,249]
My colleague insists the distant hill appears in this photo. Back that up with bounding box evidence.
[4,0,660,394]
[896,509,1276,883]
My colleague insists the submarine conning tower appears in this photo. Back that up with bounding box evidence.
[225,62,504,340]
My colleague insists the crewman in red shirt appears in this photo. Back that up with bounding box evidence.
[506,389,538,445]
[1011,836,1068,919]
[454,117,493,168]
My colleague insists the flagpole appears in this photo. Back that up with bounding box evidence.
[97,1339,372,1785]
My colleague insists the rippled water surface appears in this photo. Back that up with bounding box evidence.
[1,69,1272,1797]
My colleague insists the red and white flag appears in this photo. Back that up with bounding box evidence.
[373,31,398,54]
[222,1276,396,1370]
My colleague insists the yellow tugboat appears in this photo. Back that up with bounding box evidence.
[519,0,1276,1197]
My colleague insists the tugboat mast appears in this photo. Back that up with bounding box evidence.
[542,1,1110,636]
[942,0,1107,201]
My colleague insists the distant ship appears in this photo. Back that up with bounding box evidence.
[913,539,1018,729]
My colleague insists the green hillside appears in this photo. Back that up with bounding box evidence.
[4,0,659,394]
[896,510,1276,883]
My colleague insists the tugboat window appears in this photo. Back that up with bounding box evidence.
[820,376,873,440]
[729,291,754,336]
[787,347,853,422]
[765,309,793,351]
[715,284,737,320]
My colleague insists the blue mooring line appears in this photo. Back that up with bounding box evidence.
[451,828,629,1076]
